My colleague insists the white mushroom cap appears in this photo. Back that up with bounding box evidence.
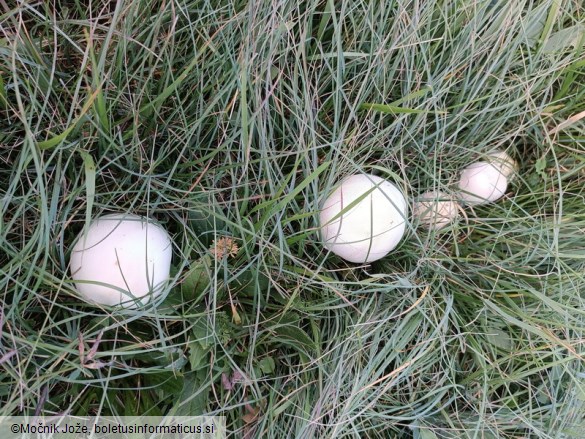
[487,150,518,180]
[413,190,459,230]
[70,214,172,307]
[457,161,509,205]
[319,174,407,263]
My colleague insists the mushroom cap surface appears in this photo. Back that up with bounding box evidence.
[458,161,509,205]
[70,214,172,307]
[487,150,518,180]
[319,174,407,263]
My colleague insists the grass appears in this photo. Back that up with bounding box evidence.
[1,0,584,437]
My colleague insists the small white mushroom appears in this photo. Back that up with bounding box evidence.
[458,162,508,205]
[319,174,407,263]
[413,190,459,230]
[457,151,517,206]
[70,213,172,308]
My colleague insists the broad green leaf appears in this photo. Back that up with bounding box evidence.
[543,25,585,54]
[188,206,225,247]
[257,356,276,375]
[181,259,211,301]
[272,325,314,351]
[192,316,214,350]
[411,423,440,439]
[174,370,210,416]
[144,371,184,394]
[271,314,315,352]
[524,6,547,44]
[485,327,512,351]
[188,340,209,370]
[229,268,270,299]
[419,429,439,439]
[138,387,163,416]
[123,391,139,416]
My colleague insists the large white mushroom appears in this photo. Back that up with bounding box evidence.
[457,151,517,206]
[319,173,407,263]
[70,213,172,308]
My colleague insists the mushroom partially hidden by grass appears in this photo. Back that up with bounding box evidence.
[413,190,460,230]
[69,213,172,308]
[319,173,407,263]
[457,150,517,206]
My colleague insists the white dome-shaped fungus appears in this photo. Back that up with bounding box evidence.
[70,214,172,307]
[319,174,407,263]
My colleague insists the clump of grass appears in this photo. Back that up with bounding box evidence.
[1,0,584,437]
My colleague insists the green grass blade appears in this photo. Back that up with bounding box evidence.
[78,150,96,234]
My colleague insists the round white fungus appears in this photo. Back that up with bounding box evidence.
[70,213,172,307]
[319,174,407,263]
[413,190,459,230]
[457,161,510,206]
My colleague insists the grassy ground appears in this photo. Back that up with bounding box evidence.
[1,0,584,437]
